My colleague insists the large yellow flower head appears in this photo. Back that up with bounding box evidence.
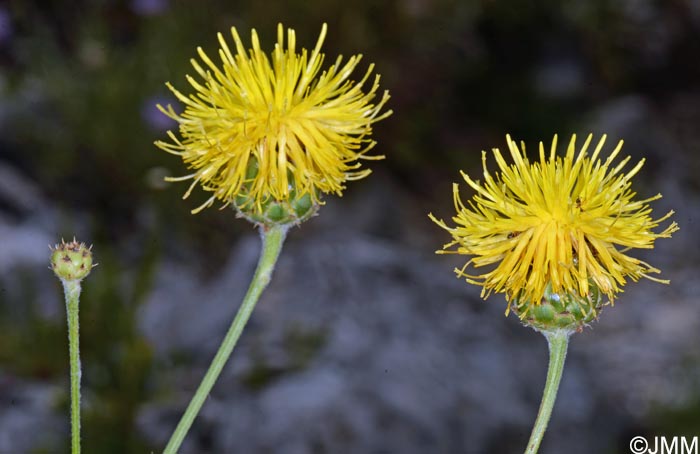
[431,134,678,324]
[156,23,391,220]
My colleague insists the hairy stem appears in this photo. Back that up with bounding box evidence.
[525,329,570,454]
[163,224,288,454]
[62,279,82,454]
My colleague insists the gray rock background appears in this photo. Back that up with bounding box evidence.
[1,1,699,453]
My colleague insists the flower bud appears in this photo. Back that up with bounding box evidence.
[50,239,94,282]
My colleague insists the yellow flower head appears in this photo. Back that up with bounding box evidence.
[430,134,678,314]
[155,23,391,216]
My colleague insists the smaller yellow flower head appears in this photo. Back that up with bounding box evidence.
[156,23,391,217]
[430,134,678,314]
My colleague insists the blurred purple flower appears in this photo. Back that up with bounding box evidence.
[0,7,12,44]
[130,0,169,16]
[142,96,178,132]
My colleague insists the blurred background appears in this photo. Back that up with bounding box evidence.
[1,0,699,453]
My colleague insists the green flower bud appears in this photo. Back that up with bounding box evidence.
[50,239,94,282]
[512,281,605,333]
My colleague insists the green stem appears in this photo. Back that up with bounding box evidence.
[62,279,82,454]
[524,329,570,454]
[163,224,289,454]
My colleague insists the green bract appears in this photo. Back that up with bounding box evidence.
[233,174,319,227]
[513,281,604,332]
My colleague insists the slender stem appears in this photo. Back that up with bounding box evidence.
[524,329,570,454]
[62,279,82,454]
[163,224,289,454]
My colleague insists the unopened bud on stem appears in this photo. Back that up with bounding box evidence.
[50,238,94,282]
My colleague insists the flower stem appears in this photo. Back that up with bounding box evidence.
[524,329,570,454]
[62,279,82,454]
[163,224,289,454]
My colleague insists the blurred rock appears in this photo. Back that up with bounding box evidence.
[138,234,260,358]
[0,163,62,318]
[533,56,585,99]
[0,375,63,453]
